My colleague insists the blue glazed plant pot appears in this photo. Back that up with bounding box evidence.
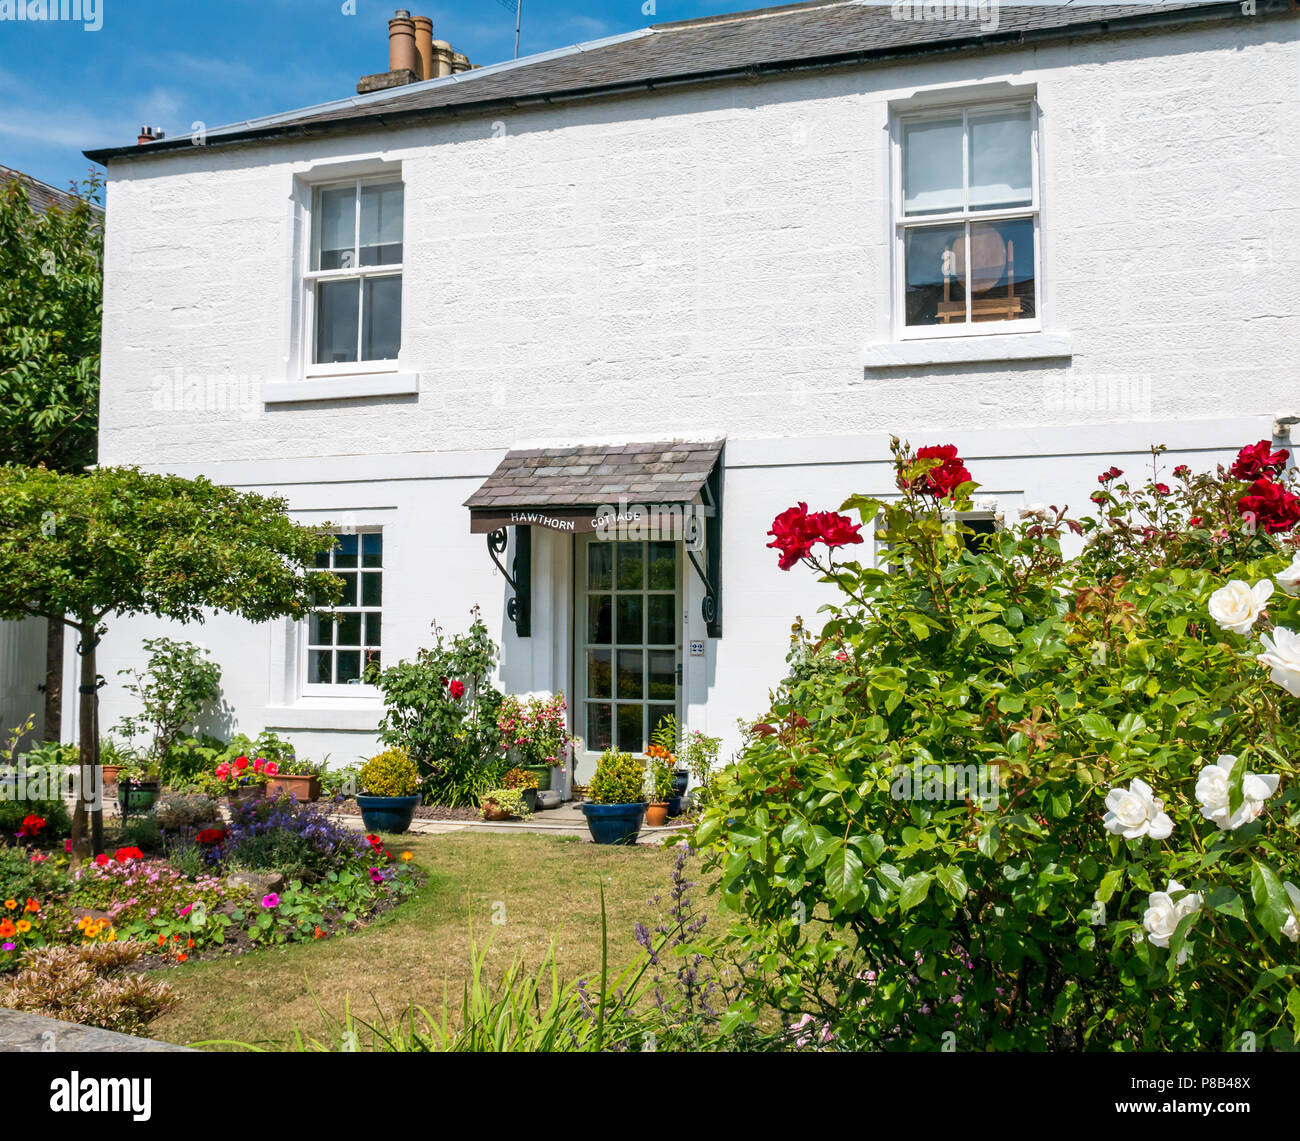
[581,801,647,845]
[670,770,689,799]
[667,795,683,817]
[357,794,421,834]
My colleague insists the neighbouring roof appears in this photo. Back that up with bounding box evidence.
[84,0,1276,165]
[0,165,103,215]
[465,439,726,511]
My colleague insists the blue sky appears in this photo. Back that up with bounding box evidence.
[0,0,766,193]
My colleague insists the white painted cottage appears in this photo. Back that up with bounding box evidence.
[17,0,1298,780]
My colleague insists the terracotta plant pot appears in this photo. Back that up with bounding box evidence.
[265,773,321,802]
[482,801,511,822]
[645,801,669,827]
[101,764,123,787]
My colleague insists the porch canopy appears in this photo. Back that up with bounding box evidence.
[464,438,726,638]
[464,439,724,535]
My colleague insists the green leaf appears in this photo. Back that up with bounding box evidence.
[899,872,933,912]
[1251,862,1291,939]
[935,864,969,902]
[824,844,865,911]
[978,624,1016,648]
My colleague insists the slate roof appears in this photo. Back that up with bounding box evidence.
[465,439,726,509]
[84,0,1264,164]
[0,166,103,216]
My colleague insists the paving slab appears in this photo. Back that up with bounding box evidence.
[0,1010,191,1052]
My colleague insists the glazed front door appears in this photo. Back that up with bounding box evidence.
[575,536,681,773]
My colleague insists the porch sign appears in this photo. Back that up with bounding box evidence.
[470,501,707,549]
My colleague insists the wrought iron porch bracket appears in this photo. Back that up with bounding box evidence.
[487,527,531,637]
[684,459,723,638]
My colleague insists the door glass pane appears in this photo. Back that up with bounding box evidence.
[336,651,362,684]
[309,651,332,684]
[647,596,675,646]
[616,704,644,755]
[360,182,404,266]
[336,612,361,647]
[362,275,402,361]
[648,706,676,748]
[647,542,676,590]
[616,650,643,700]
[308,615,334,646]
[616,543,644,590]
[903,116,963,216]
[586,704,612,751]
[364,650,381,673]
[616,596,643,645]
[588,595,612,644]
[968,108,1032,210]
[648,650,675,701]
[316,186,356,270]
[588,543,613,590]
[315,278,359,363]
[969,218,1035,322]
[905,223,966,327]
[587,649,611,699]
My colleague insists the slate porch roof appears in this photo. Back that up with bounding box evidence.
[464,440,726,510]
[84,0,1266,165]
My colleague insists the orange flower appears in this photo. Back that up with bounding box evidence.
[24,899,39,913]
[15,920,31,934]
[176,952,188,963]
[400,851,413,862]
[172,934,179,941]
[186,938,195,948]
[313,926,325,939]
[3,900,15,911]
[156,934,165,946]
[0,919,16,938]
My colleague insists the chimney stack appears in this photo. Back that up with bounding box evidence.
[357,11,468,94]
[137,126,165,146]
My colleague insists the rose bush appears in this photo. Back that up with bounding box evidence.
[694,437,1300,1050]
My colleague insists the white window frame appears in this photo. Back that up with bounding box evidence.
[302,175,405,378]
[300,527,385,698]
[891,98,1042,341]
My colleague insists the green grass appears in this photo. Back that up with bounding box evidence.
[149,831,685,1049]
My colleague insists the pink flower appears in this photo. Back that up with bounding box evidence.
[215,762,230,779]
[265,761,279,777]
[261,893,279,908]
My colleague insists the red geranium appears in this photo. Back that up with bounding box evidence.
[1230,440,1288,482]
[449,679,466,700]
[195,828,228,845]
[94,853,109,867]
[233,755,250,772]
[1098,466,1123,484]
[1238,478,1300,535]
[912,445,972,500]
[113,846,143,863]
[17,814,45,838]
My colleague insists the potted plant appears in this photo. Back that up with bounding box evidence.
[644,748,675,827]
[100,737,131,787]
[581,749,647,845]
[479,786,533,822]
[116,759,161,816]
[212,753,271,805]
[265,755,326,802]
[356,749,422,833]
[502,765,541,814]
[498,693,571,798]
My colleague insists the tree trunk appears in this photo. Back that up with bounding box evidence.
[42,617,63,744]
[68,620,102,860]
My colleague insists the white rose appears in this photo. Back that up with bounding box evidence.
[1019,503,1050,521]
[1283,881,1300,944]
[1103,778,1174,840]
[1257,626,1300,698]
[1276,555,1300,597]
[1143,879,1202,964]
[1194,754,1280,830]
[1207,579,1274,636]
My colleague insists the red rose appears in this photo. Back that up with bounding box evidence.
[808,511,864,552]
[1098,466,1123,484]
[449,679,466,700]
[1153,483,1170,496]
[1173,465,1190,479]
[1090,491,1107,505]
[913,445,972,499]
[1238,478,1300,535]
[1230,440,1288,482]
[1189,516,1203,527]
[233,755,249,771]
[767,502,817,570]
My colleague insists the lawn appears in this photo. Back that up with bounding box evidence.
[148,831,691,1049]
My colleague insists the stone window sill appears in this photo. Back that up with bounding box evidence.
[863,333,1072,369]
[263,372,419,404]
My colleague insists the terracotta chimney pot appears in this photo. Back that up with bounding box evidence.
[388,10,418,76]
[412,16,433,81]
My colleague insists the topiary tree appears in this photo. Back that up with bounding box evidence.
[0,464,341,858]
[696,438,1300,1050]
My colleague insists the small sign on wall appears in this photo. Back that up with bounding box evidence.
[689,640,705,657]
